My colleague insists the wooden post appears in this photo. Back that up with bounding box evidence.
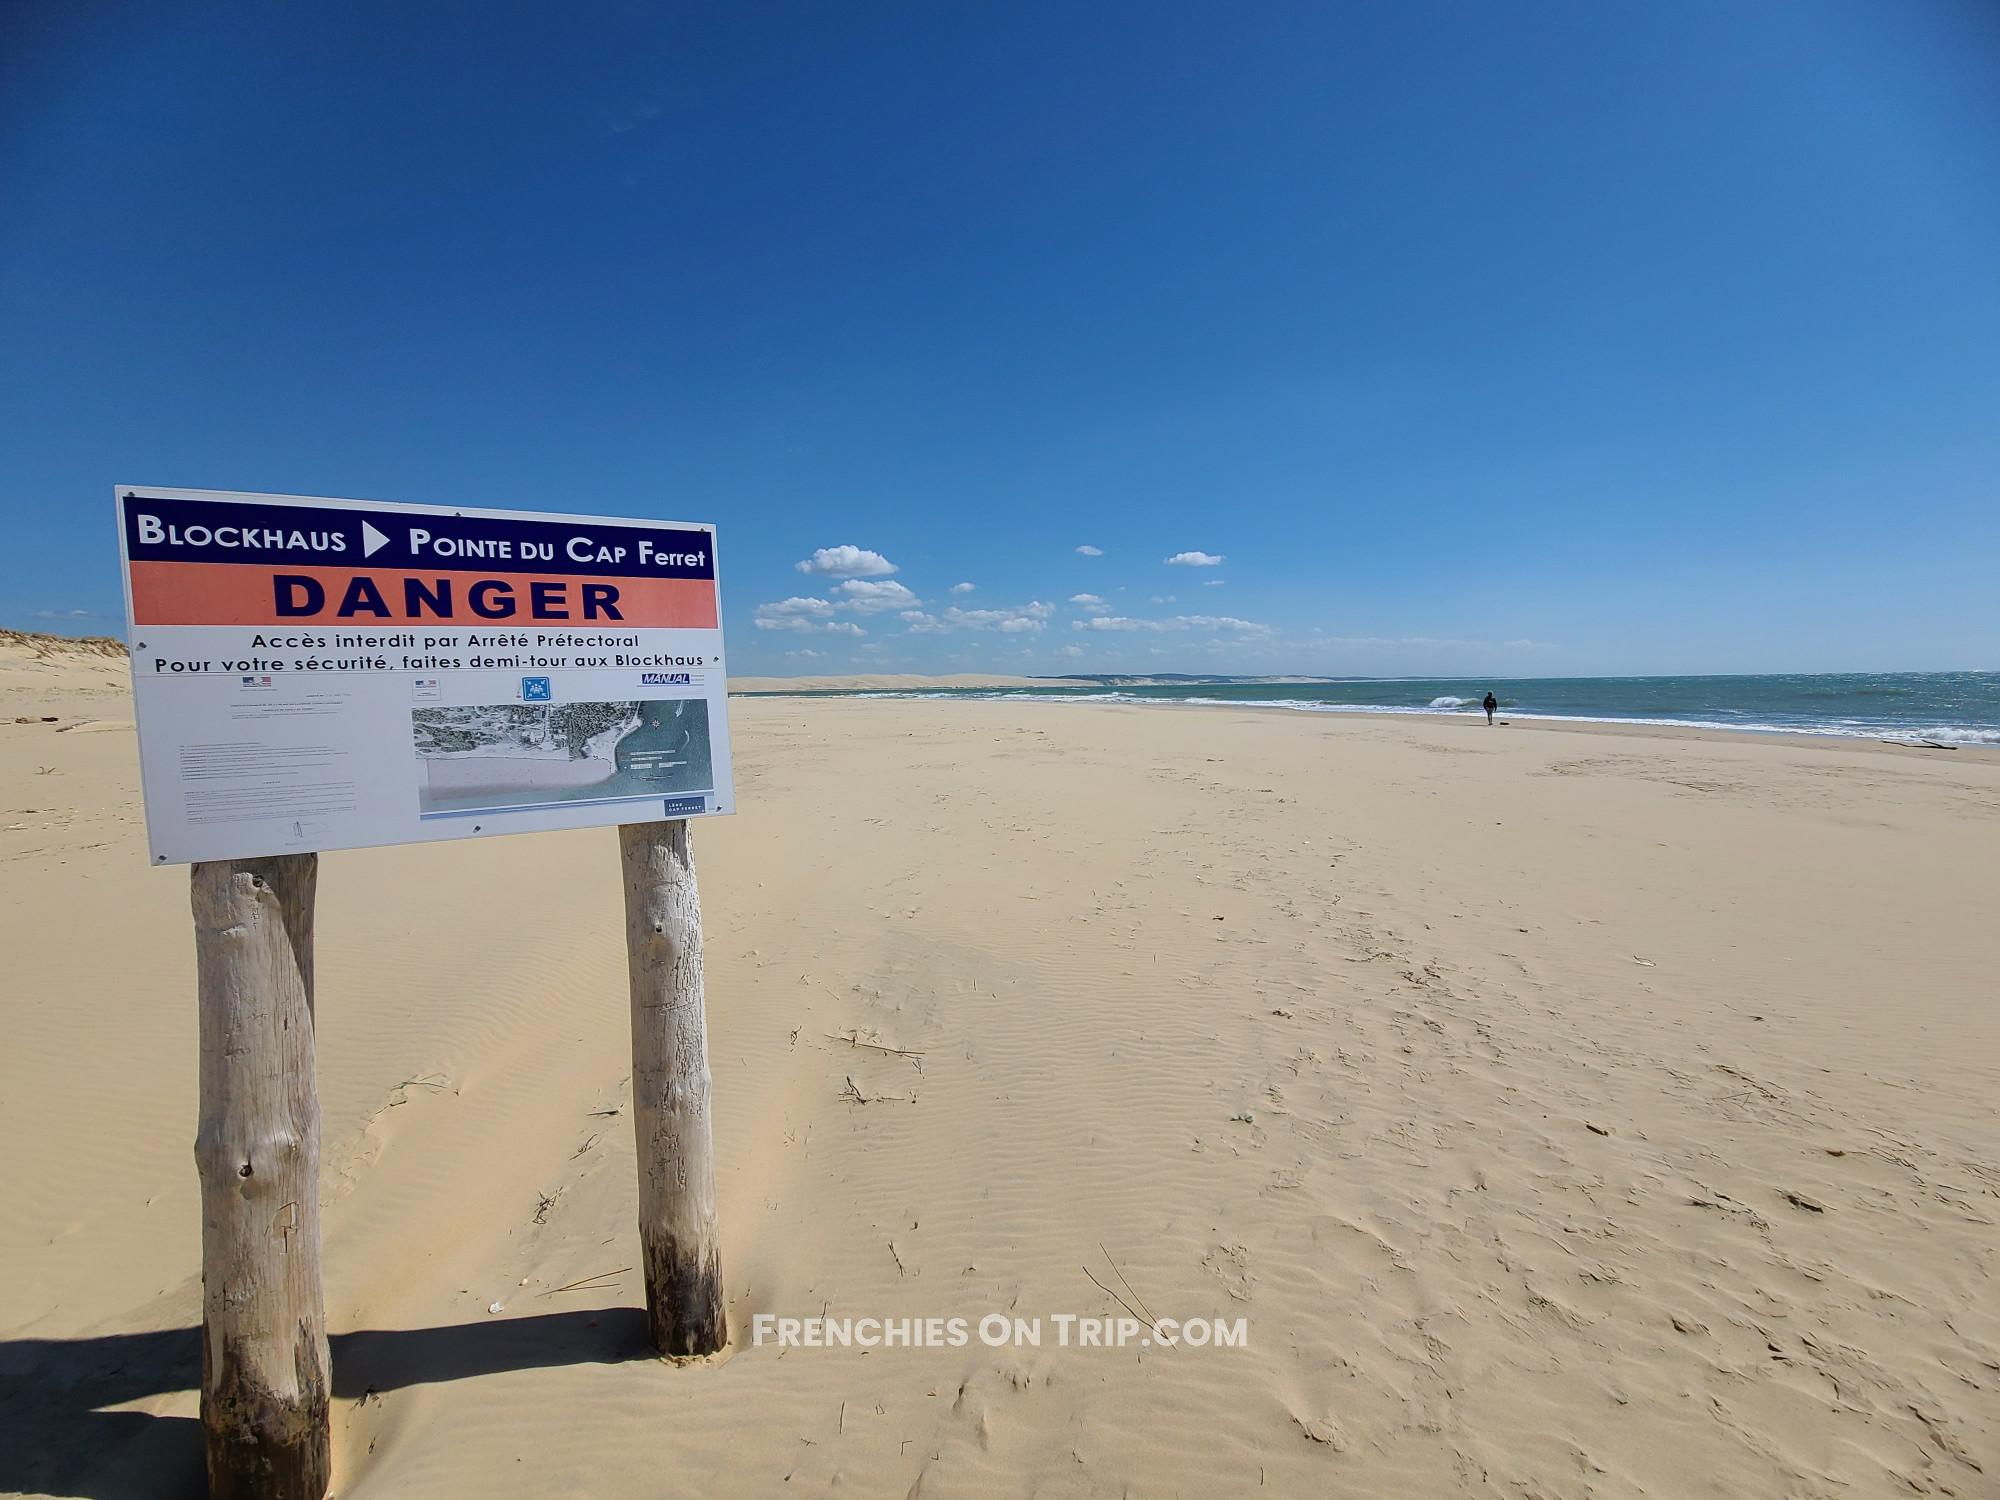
[191,855,331,1500]
[619,820,726,1356]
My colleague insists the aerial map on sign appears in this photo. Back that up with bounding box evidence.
[411,698,715,815]
[115,486,735,863]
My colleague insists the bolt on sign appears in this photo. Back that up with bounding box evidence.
[116,486,736,863]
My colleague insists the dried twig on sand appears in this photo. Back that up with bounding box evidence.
[1081,1265,1149,1329]
[824,1031,925,1059]
[1082,1243,1172,1350]
[1099,1242,1161,1329]
[840,1075,916,1106]
[538,1267,632,1296]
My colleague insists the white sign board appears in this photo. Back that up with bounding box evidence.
[116,486,735,865]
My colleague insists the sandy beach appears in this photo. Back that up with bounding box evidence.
[3,638,1996,1498]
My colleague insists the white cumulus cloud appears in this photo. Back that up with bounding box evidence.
[1075,544,1103,556]
[1165,550,1224,567]
[950,581,976,594]
[1181,615,1267,633]
[795,544,898,578]
[832,578,920,613]
[753,596,834,629]
[754,596,867,635]
[902,601,1053,634]
[1070,613,1268,635]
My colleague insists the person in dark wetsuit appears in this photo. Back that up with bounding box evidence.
[1483,691,1498,725]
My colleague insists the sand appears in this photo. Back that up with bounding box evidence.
[2,635,1996,1498]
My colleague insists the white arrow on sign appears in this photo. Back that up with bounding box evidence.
[361,520,390,558]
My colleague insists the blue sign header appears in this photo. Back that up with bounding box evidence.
[120,492,716,580]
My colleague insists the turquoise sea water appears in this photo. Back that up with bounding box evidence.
[751,673,2000,745]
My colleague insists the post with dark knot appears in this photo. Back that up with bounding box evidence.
[191,854,331,1500]
[619,820,726,1355]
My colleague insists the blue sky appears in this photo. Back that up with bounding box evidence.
[4,1,1997,677]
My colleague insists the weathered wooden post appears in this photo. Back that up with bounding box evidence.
[191,854,330,1500]
[619,819,726,1355]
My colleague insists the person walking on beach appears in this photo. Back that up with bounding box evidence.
[1483,691,1498,725]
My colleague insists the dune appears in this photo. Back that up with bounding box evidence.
[2,636,1996,1497]
[0,629,130,696]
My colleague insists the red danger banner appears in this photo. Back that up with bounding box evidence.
[128,561,719,627]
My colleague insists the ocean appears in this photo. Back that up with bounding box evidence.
[754,672,2000,746]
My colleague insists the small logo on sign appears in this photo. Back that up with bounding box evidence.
[641,672,693,686]
[521,677,552,702]
[240,675,275,689]
[661,795,707,817]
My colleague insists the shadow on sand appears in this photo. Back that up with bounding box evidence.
[0,1308,652,1499]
